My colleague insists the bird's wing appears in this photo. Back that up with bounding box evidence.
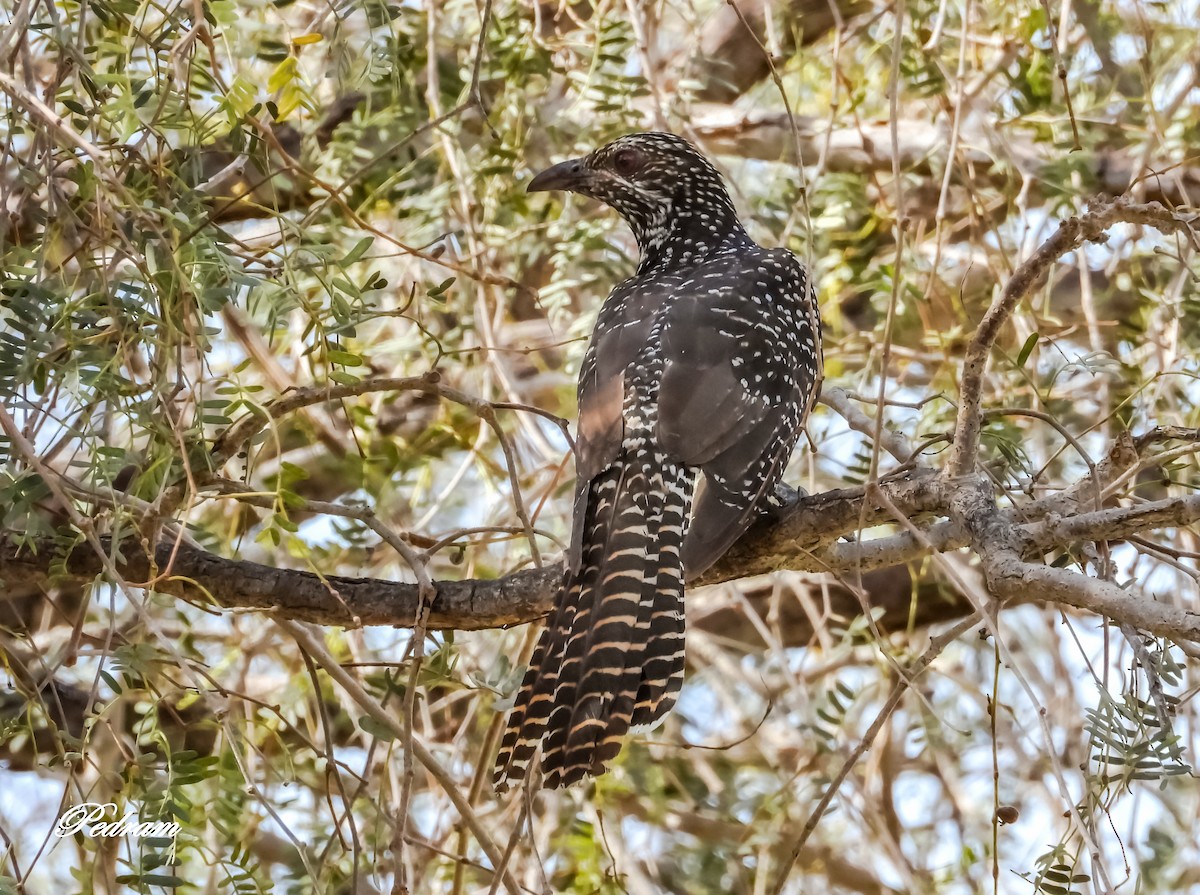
[571,254,820,579]
[568,278,671,569]
[657,254,821,579]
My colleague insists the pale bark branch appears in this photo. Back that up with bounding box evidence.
[948,476,1200,646]
[820,387,917,464]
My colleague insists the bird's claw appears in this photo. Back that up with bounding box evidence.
[761,482,806,522]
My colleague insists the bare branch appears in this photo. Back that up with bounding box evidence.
[2,472,946,630]
[7,467,1200,642]
[946,198,1199,477]
[949,476,1200,645]
[820,387,917,463]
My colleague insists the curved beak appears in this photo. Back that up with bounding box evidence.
[527,157,588,193]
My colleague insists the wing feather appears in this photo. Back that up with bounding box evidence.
[655,259,819,579]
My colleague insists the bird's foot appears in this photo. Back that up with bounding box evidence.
[761,482,807,523]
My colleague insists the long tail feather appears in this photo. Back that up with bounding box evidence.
[493,449,693,791]
[631,462,691,729]
[492,473,619,790]
[551,455,659,787]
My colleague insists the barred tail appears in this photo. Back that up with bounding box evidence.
[630,462,690,730]
[492,450,693,791]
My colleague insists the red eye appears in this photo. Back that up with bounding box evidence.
[612,148,641,176]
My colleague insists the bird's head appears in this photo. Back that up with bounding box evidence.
[528,132,742,265]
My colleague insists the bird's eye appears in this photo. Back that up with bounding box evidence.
[612,148,641,176]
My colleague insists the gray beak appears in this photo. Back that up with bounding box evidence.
[527,157,588,193]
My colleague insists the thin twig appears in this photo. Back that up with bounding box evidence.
[946,199,1199,477]
[768,612,982,894]
[277,619,521,895]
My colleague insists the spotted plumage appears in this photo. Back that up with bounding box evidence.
[494,132,823,791]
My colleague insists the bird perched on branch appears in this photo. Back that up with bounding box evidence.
[494,132,823,791]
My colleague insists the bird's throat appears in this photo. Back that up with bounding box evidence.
[632,205,749,274]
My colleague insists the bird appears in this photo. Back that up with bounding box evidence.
[493,132,823,791]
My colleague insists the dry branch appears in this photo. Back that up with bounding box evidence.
[7,477,931,630]
[5,463,1200,643]
[947,198,1199,477]
[948,476,1200,643]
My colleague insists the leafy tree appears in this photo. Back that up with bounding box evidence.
[1,0,1198,892]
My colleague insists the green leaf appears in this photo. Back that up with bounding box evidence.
[1017,332,1040,367]
[266,56,298,94]
[427,276,456,297]
[326,349,363,367]
[342,236,375,266]
[358,714,398,741]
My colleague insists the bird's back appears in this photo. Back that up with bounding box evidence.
[576,242,821,576]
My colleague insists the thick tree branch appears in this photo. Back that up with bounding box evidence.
[949,476,1200,644]
[5,466,1200,642]
[0,537,561,630]
[0,473,943,630]
[696,471,946,581]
